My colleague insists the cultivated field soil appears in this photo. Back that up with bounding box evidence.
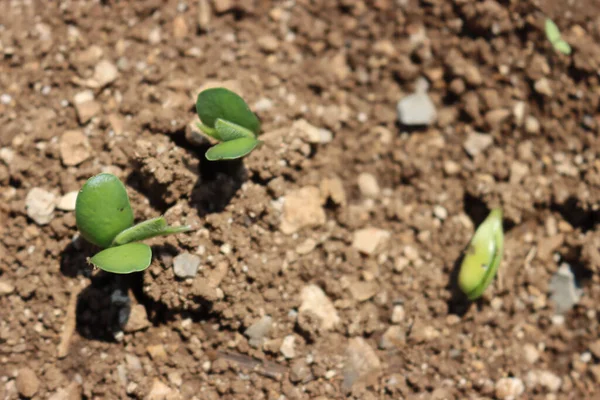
[2,1,600,399]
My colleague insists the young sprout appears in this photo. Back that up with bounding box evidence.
[457,208,504,301]
[75,173,191,274]
[545,18,571,55]
[195,87,262,161]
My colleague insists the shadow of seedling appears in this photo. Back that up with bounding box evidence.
[75,272,131,341]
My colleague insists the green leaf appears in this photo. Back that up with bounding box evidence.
[76,173,134,248]
[205,137,260,161]
[545,18,571,54]
[215,118,256,141]
[196,88,260,135]
[112,216,191,246]
[553,40,572,55]
[90,243,152,274]
[457,208,504,300]
[545,18,561,43]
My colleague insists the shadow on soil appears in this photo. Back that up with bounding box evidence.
[60,241,217,342]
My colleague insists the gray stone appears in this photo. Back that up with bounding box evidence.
[244,315,273,348]
[173,252,201,279]
[397,77,436,126]
[549,263,582,314]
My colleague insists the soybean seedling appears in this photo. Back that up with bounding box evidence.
[545,18,571,55]
[75,173,191,274]
[457,208,504,301]
[195,87,262,161]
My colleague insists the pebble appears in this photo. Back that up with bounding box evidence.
[280,335,296,359]
[197,0,211,30]
[173,15,189,39]
[290,359,313,383]
[0,147,14,165]
[257,35,279,53]
[397,77,437,126]
[495,377,524,399]
[443,160,461,175]
[379,326,405,349]
[534,78,553,96]
[244,315,273,348]
[73,91,100,124]
[0,280,15,296]
[525,116,540,134]
[25,187,56,225]
[523,343,540,364]
[463,131,493,157]
[352,228,390,255]
[56,191,78,211]
[299,285,340,331]
[357,173,380,198]
[432,205,448,220]
[173,252,201,279]
[253,98,273,112]
[343,337,381,391]
[60,130,91,166]
[91,60,118,88]
[0,93,12,104]
[146,379,176,400]
[512,101,526,126]
[48,382,81,400]
[16,367,40,398]
[125,354,142,371]
[295,238,317,255]
[485,109,511,128]
[280,186,326,234]
[146,344,168,361]
[549,263,582,314]
[390,305,405,323]
[123,304,150,333]
[212,0,234,13]
[525,370,562,392]
[348,281,379,302]
[408,319,440,343]
[291,119,332,144]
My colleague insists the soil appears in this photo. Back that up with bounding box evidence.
[1,0,600,399]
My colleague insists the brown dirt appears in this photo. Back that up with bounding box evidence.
[2,0,600,399]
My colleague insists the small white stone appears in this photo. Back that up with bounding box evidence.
[25,188,56,225]
[352,228,391,255]
[56,191,78,211]
[357,173,380,198]
[464,131,493,157]
[495,377,524,399]
[173,252,201,279]
[433,205,448,220]
[280,335,296,359]
[0,93,12,104]
[390,305,405,324]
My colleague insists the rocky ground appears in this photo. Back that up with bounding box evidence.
[1,0,600,399]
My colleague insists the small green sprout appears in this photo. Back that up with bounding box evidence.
[457,208,504,301]
[545,18,571,55]
[195,87,262,161]
[75,173,191,274]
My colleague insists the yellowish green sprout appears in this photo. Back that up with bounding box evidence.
[75,173,191,274]
[195,87,262,161]
[545,18,571,55]
[457,208,504,300]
